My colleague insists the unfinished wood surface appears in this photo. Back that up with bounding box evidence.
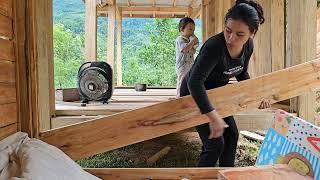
[55,88,80,102]
[146,146,171,166]
[234,109,274,131]
[85,168,224,180]
[202,0,233,41]
[116,13,122,86]
[114,88,176,96]
[201,2,207,41]
[85,0,97,61]
[0,123,17,141]
[51,115,106,129]
[0,103,17,128]
[0,0,12,18]
[218,164,309,180]
[0,61,15,83]
[270,0,285,72]
[249,0,284,78]
[0,82,16,104]
[0,13,13,38]
[41,59,320,160]
[14,0,32,136]
[240,130,265,142]
[55,101,156,116]
[0,38,15,61]
[107,4,116,70]
[53,107,277,129]
[27,0,54,132]
[286,0,317,122]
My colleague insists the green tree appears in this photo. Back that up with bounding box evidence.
[53,23,84,88]
[123,18,179,86]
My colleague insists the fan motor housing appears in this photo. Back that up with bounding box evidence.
[77,61,113,103]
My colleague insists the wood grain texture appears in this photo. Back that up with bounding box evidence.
[40,59,320,160]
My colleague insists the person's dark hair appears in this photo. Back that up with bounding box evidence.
[178,17,195,32]
[225,0,265,33]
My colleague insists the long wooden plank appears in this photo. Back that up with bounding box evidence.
[0,123,17,141]
[0,38,14,61]
[0,103,17,128]
[0,61,15,83]
[0,14,13,38]
[0,0,13,18]
[0,82,16,104]
[40,59,320,160]
[85,168,224,180]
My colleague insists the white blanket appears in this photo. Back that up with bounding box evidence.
[0,132,101,180]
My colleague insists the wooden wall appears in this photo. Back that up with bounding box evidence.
[0,0,18,140]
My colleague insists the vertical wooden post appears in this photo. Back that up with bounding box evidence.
[13,0,32,136]
[286,0,317,122]
[201,1,207,42]
[85,0,97,61]
[26,0,54,134]
[107,1,116,70]
[116,9,122,86]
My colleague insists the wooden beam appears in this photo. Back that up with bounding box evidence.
[26,0,54,133]
[13,0,32,136]
[286,0,317,122]
[85,168,225,180]
[119,13,186,18]
[40,59,320,160]
[85,0,97,61]
[118,6,191,13]
[107,4,116,70]
[116,12,122,86]
[190,7,201,19]
[201,2,207,41]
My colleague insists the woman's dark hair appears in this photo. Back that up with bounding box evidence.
[225,0,265,33]
[178,17,195,32]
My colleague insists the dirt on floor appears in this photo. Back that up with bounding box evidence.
[77,128,261,168]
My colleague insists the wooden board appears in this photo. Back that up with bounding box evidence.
[0,123,17,141]
[85,168,225,180]
[0,61,15,83]
[0,0,13,18]
[240,130,265,141]
[0,82,16,104]
[40,59,320,160]
[0,38,14,61]
[0,103,17,128]
[0,14,13,38]
[55,88,80,102]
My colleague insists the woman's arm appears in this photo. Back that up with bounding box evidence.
[187,47,218,114]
